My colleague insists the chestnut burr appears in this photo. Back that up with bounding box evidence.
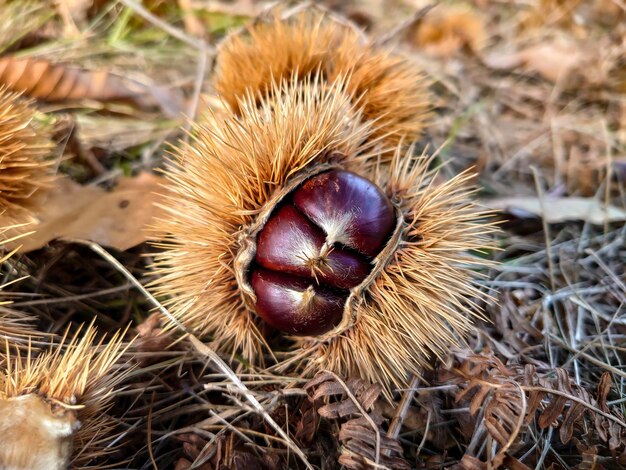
[0,325,132,469]
[0,89,54,224]
[150,7,495,391]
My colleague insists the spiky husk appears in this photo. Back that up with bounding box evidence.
[0,88,54,224]
[0,232,48,365]
[214,10,431,151]
[151,76,495,391]
[0,324,133,468]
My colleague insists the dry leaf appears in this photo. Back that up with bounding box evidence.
[517,41,582,83]
[178,0,207,39]
[481,197,626,225]
[484,38,600,85]
[517,0,625,33]
[3,172,168,252]
[74,114,178,152]
[0,56,183,116]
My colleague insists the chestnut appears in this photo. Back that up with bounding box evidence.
[256,204,371,290]
[251,170,396,335]
[251,269,345,335]
[293,170,395,257]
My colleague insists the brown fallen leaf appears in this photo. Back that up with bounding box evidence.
[178,0,207,39]
[516,41,582,83]
[517,0,625,33]
[484,38,602,85]
[481,197,626,225]
[74,114,179,152]
[0,56,183,117]
[3,172,168,252]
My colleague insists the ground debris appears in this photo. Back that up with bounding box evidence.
[305,371,411,470]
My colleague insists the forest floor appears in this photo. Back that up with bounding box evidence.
[1,0,625,469]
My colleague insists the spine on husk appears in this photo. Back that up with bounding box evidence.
[151,6,496,393]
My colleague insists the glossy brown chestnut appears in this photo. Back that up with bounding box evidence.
[293,170,396,257]
[251,169,395,336]
[256,204,371,290]
[251,269,346,335]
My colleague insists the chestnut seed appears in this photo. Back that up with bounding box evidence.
[251,269,345,335]
[293,170,395,257]
[250,169,396,336]
[256,204,370,289]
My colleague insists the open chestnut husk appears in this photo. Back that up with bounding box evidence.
[150,8,496,392]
